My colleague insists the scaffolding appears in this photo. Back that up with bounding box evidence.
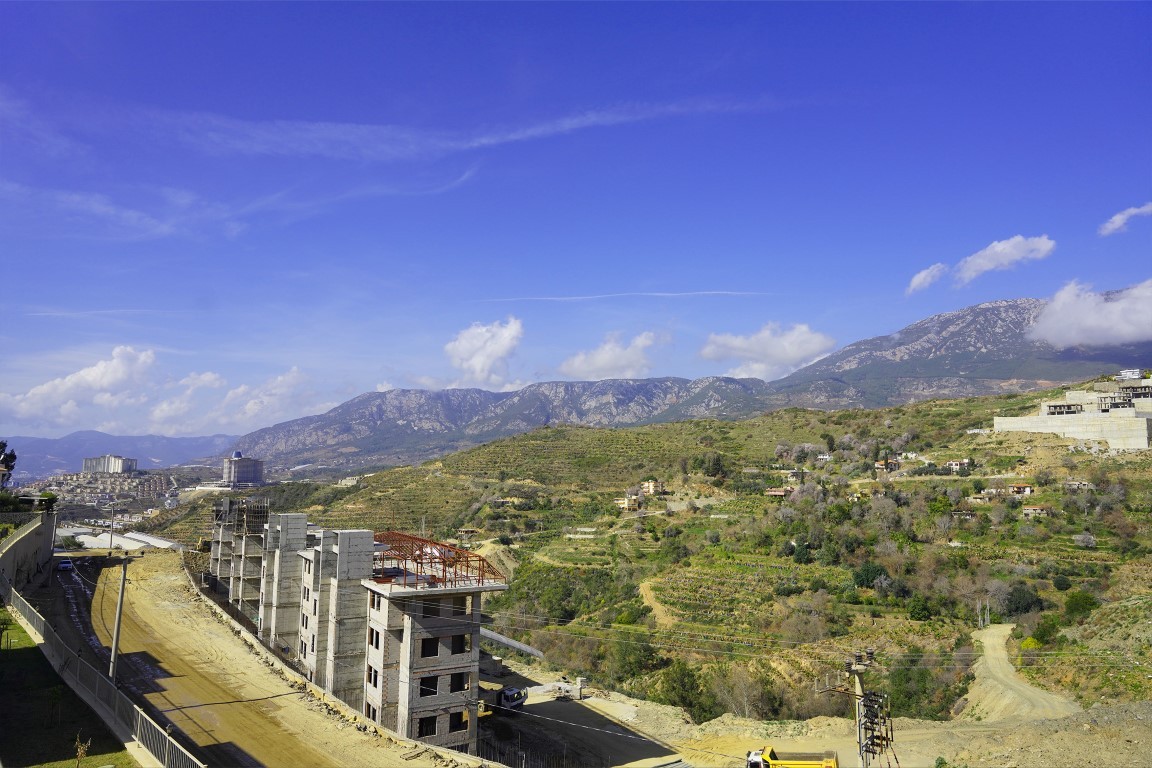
[371,531,506,589]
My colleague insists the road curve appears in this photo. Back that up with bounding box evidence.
[960,623,1081,721]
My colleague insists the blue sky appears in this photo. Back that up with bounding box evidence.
[2,2,1150,438]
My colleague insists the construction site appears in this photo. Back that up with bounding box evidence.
[206,497,511,755]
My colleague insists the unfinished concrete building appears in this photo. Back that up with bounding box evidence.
[994,379,1152,451]
[362,532,507,753]
[258,513,310,653]
[208,496,270,622]
[208,510,506,755]
[298,528,374,709]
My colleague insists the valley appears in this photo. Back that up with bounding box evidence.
[124,378,1152,765]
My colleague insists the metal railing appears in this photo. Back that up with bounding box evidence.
[0,529,206,768]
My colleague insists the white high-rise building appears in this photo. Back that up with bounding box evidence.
[82,454,138,474]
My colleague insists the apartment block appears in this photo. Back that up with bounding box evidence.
[82,454,138,473]
[208,496,270,623]
[298,529,374,710]
[209,511,505,755]
[361,532,506,752]
[258,513,309,652]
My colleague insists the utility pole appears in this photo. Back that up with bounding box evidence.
[107,501,118,555]
[108,556,129,682]
[820,648,895,768]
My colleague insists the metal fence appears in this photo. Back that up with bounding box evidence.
[0,566,206,768]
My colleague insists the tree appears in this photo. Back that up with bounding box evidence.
[659,659,719,724]
[907,594,932,621]
[1005,582,1043,616]
[0,440,15,488]
[853,561,889,589]
[604,636,660,683]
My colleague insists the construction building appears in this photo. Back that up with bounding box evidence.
[362,532,506,752]
[207,506,506,755]
[223,451,264,487]
[208,497,272,623]
[82,454,138,474]
[993,378,1152,451]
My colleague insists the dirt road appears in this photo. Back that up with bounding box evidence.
[88,551,448,768]
[660,623,1143,768]
[960,623,1080,722]
[41,551,1149,768]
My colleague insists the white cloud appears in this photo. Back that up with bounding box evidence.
[0,348,332,437]
[444,317,524,389]
[0,346,156,426]
[954,235,1055,285]
[559,332,656,380]
[1027,279,1152,348]
[1098,202,1152,236]
[160,98,770,163]
[700,322,836,381]
[149,372,226,427]
[218,367,311,422]
[905,263,948,295]
[0,86,83,159]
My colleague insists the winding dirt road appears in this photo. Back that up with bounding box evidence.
[960,623,1080,722]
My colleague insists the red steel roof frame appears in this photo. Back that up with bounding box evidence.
[372,530,506,588]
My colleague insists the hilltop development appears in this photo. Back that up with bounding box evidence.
[5,374,1152,767]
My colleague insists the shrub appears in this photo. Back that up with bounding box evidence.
[1064,590,1099,622]
[908,594,932,621]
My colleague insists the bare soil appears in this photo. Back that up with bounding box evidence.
[59,550,462,768]
[38,550,1151,768]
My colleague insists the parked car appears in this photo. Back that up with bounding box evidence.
[57,558,74,571]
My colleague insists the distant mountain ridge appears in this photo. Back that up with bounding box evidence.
[10,297,1151,479]
[232,297,1151,471]
[7,431,237,483]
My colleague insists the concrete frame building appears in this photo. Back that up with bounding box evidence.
[993,380,1152,451]
[361,532,506,752]
[298,528,374,710]
[223,451,264,488]
[208,496,271,623]
[259,513,310,652]
[82,454,138,474]
[208,510,505,756]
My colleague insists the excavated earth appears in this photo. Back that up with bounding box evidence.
[37,549,1152,768]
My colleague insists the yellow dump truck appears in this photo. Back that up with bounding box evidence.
[746,746,838,768]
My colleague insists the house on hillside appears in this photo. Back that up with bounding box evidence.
[640,480,664,496]
[614,493,641,512]
[1008,483,1034,496]
[1020,506,1049,520]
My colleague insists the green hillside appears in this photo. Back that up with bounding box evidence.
[142,380,1152,722]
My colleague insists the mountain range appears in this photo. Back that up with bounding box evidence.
[9,298,1151,480]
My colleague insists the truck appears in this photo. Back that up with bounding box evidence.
[479,686,529,717]
[746,746,839,768]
